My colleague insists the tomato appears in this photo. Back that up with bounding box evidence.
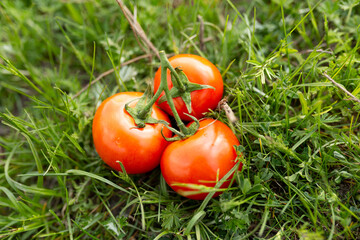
[153,54,223,121]
[160,119,242,200]
[92,92,172,174]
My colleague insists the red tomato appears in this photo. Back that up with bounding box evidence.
[153,54,223,121]
[92,92,172,174]
[160,119,242,200]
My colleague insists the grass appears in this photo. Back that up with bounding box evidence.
[0,0,360,239]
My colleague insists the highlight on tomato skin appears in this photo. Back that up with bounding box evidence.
[153,54,224,121]
[92,92,172,174]
[160,119,243,200]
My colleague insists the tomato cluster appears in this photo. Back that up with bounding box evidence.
[92,54,243,200]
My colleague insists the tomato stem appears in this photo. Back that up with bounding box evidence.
[128,50,200,139]
[164,61,186,93]
[158,51,189,135]
[136,52,184,121]
[137,51,185,120]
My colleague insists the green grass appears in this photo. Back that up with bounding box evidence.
[1,0,360,239]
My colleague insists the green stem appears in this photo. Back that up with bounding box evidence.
[165,59,186,92]
[159,51,189,135]
[135,51,190,136]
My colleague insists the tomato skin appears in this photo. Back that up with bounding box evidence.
[92,92,172,174]
[153,54,223,121]
[160,119,242,200]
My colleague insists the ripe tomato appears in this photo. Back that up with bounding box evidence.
[153,54,223,121]
[92,92,172,174]
[160,119,242,200]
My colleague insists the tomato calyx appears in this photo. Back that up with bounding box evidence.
[157,67,215,113]
[125,88,169,128]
